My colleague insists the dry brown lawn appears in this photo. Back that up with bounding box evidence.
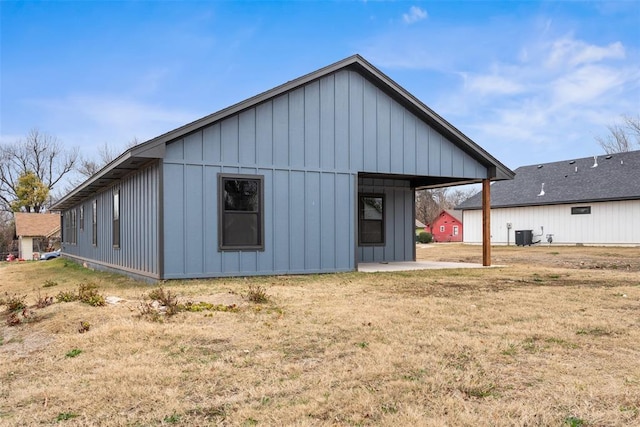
[1,244,639,426]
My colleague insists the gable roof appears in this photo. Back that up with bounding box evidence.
[457,150,640,210]
[53,54,514,210]
[14,213,60,237]
[444,209,463,222]
[415,219,426,228]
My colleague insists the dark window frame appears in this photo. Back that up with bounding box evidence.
[571,206,591,215]
[358,193,385,246]
[79,205,84,231]
[70,209,77,244]
[218,173,265,251]
[113,188,120,248]
[92,199,98,246]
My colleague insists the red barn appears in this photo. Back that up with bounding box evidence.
[430,210,463,242]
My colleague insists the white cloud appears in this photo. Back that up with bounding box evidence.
[551,64,628,106]
[462,73,526,96]
[546,38,625,68]
[403,6,427,24]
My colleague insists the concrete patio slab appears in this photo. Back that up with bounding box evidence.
[357,261,487,272]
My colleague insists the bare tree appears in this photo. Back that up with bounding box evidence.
[595,114,640,154]
[77,138,140,179]
[415,187,475,227]
[0,129,78,212]
[77,142,121,178]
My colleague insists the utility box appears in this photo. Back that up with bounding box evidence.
[515,230,533,246]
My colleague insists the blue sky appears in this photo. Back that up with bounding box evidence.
[2,0,639,173]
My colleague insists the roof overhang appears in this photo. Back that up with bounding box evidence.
[52,143,164,211]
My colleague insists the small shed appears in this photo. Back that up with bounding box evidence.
[457,150,640,245]
[13,212,60,260]
[52,55,512,280]
[430,210,463,242]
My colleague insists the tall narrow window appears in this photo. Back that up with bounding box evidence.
[453,225,459,236]
[359,194,385,245]
[218,174,264,250]
[92,199,98,246]
[113,189,120,248]
[70,209,77,244]
[79,206,84,231]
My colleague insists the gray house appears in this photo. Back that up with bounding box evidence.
[53,55,513,280]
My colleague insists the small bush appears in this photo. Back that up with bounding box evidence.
[1,292,27,312]
[147,287,179,315]
[35,291,54,309]
[417,232,433,244]
[78,321,90,333]
[56,291,78,303]
[246,285,269,303]
[78,282,105,306]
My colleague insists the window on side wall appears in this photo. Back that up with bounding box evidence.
[70,209,77,244]
[440,225,445,233]
[92,199,98,246]
[359,194,385,246]
[453,225,459,236]
[571,206,591,215]
[113,189,120,248]
[79,206,84,231]
[218,174,264,251]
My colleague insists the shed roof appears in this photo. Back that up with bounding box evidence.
[14,213,60,237]
[457,150,640,210]
[53,54,514,210]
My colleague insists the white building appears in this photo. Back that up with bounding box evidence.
[457,150,640,246]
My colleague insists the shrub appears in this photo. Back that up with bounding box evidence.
[1,293,27,312]
[77,282,105,307]
[148,287,179,315]
[56,291,78,303]
[417,231,433,244]
[246,285,269,303]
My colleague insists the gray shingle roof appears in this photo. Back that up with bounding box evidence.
[457,150,640,210]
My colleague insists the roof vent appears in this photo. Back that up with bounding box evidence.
[537,165,543,169]
[575,166,578,173]
[621,160,624,165]
[537,183,545,197]
[606,155,612,159]
[569,160,575,164]
[591,156,598,168]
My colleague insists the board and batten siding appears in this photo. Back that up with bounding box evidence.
[61,161,160,279]
[162,69,490,278]
[462,200,640,245]
[357,178,414,263]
